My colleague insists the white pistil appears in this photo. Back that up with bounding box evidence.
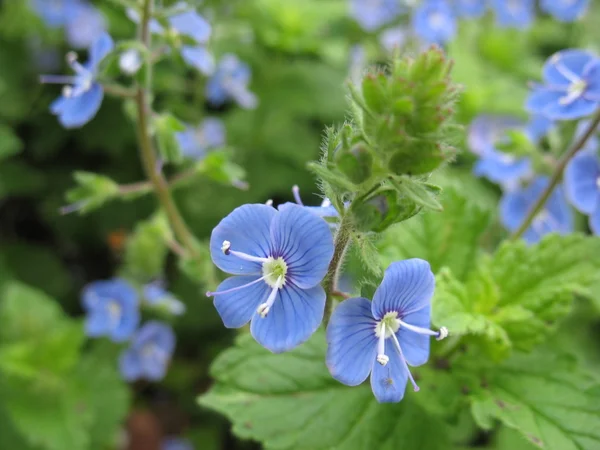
[390,332,420,392]
[257,275,283,317]
[205,275,268,297]
[376,322,389,366]
[399,319,447,339]
[292,185,304,206]
[221,240,269,263]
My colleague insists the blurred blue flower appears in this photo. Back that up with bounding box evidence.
[525,114,554,143]
[454,0,487,18]
[119,321,175,382]
[380,27,407,53]
[207,203,334,353]
[540,0,589,22]
[206,54,258,109]
[143,282,186,316]
[64,1,106,49]
[412,0,456,45]
[32,0,76,28]
[490,0,535,29]
[176,118,225,160]
[500,177,574,244]
[467,115,521,156]
[327,259,447,403]
[41,32,113,128]
[349,0,404,32]
[162,437,194,450]
[526,49,600,120]
[82,278,140,342]
[564,149,600,234]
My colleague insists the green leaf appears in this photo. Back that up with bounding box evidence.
[154,113,186,164]
[0,123,22,161]
[199,332,451,450]
[123,213,171,280]
[379,188,491,281]
[392,176,443,212]
[470,348,600,450]
[65,171,120,214]
[352,233,382,276]
[197,151,247,188]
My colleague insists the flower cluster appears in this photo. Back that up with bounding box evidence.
[81,278,182,382]
[207,203,447,402]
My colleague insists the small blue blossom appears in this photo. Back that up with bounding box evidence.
[327,259,448,403]
[41,32,113,128]
[412,0,457,45]
[526,49,600,121]
[176,118,225,160]
[349,0,404,32]
[206,54,258,109]
[564,149,600,234]
[162,437,194,450]
[143,281,186,316]
[490,0,535,29]
[82,278,140,342]
[119,321,175,382]
[454,0,487,18]
[500,177,574,244]
[467,115,521,156]
[207,203,334,353]
[540,0,589,22]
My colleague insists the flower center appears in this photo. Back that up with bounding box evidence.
[107,301,122,327]
[262,257,288,288]
[375,311,401,338]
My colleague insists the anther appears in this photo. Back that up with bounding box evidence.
[257,303,270,318]
[62,86,73,98]
[376,354,389,366]
[436,326,448,341]
[66,51,78,64]
[221,240,231,255]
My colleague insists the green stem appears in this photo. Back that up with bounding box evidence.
[510,108,600,241]
[135,0,197,255]
[323,214,353,324]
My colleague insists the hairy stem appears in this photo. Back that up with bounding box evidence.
[136,0,197,255]
[323,214,353,324]
[510,109,600,240]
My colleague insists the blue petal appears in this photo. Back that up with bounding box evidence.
[543,49,594,85]
[467,115,522,156]
[412,0,457,45]
[202,118,226,148]
[141,354,168,381]
[270,203,334,289]
[213,276,268,328]
[584,62,600,98]
[564,151,600,214]
[111,306,140,342]
[119,349,142,381]
[136,321,176,354]
[54,84,104,128]
[546,185,574,234]
[65,3,106,49]
[370,344,408,403]
[525,88,563,114]
[84,308,110,337]
[89,32,114,68]
[210,204,275,275]
[181,46,215,75]
[371,259,435,320]
[168,11,211,43]
[473,151,531,189]
[540,0,589,22]
[544,96,598,120]
[490,0,535,29]
[398,305,431,366]
[326,297,378,386]
[349,0,403,31]
[525,115,554,143]
[455,0,487,18]
[589,203,600,235]
[250,284,325,353]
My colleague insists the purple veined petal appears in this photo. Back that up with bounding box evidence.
[370,341,408,403]
[543,49,595,86]
[371,259,435,321]
[119,349,143,381]
[88,32,114,69]
[398,305,431,367]
[180,46,215,75]
[543,96,598,120]
[168,11,211,43]
[212,276,269,328]
[326,297,378,386]
[270,203,334,289]
[589,202,600,235]
[525,88,563,115]
[250,284,325,353]
[564,151,600,214]
[54,83,104,129]
[210,204,276,275]
[540,0,589,22]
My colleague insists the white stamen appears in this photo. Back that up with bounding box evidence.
[256,276,283,317]
[62,85,73,97]
[436,326,448,341]
[292,185,304,206]
[221,240,231,254]
[265,199,273,206]
[206,275,268,297]
[390,333,420,392]
[399,319,443,337]
[221,240,269,263]
[66,51,78,64]
[376,322,388,365]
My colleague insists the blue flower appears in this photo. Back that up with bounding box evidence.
[565,150,600,234]
[490,0,535,29]
[500,177,574,244]
[526,49,600,120]
[176,118,225,160]
[119,321,175,382]
[540,0,589,22]
[162,437,194,450]
[412,0,456,45]
[468,115,522,156]
[82,278,140,342]
[126,7,214,74]
[206,203,334,353]
[454,0,487,18]
[206,54,258,109]
[326,259,447,403]
[64,1,106,49]
[41,32,113,128]
[143,282,186,316]
[349,0,404,32]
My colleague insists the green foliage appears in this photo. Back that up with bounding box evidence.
[65,171,121,214]
[199,331,451,450]
[0,123,23,161]
[123,212,171,280]
[154,112,186,164]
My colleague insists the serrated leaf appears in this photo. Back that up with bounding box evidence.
[379,188,491,281]
[392,176,443,211]
[470,348,600,450]
[199,331,451,450]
